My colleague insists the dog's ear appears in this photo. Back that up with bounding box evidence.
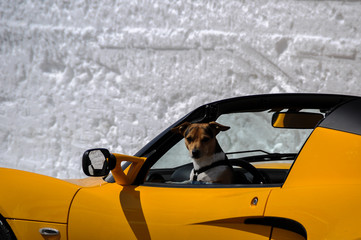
[171,122,191,136]
[209,121,230,135]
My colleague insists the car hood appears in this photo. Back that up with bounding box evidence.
[0,168,105,223]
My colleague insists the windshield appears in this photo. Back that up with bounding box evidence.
[152,111,314,169]
[216,111,312,157]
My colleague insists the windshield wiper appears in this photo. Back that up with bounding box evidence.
[226,150,271,155]
[226,150,297,162]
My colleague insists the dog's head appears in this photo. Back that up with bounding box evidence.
[172,122,230,159]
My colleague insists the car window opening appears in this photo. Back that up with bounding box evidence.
[145,110,315,187]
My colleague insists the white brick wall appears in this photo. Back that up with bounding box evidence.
[1,0,361,178]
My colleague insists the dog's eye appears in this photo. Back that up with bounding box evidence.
[186,137,193,142]
[202,137,210,142]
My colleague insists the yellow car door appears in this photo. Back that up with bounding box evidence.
[68,183,276,239]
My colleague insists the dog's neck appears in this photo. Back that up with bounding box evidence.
[192,151,227,170]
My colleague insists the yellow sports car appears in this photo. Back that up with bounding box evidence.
[1,93,361,240]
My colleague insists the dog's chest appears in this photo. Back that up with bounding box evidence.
[190,165,230,182]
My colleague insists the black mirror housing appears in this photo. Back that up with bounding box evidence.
[82,148,116,177]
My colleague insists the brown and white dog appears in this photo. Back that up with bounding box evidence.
[172,121,233,184]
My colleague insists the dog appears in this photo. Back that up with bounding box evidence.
[172,121,233,184]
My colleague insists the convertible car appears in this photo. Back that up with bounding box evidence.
[1,93,361,240]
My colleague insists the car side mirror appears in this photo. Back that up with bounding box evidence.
[82,148,146,185]
[272,112,324,129]
[82,148,116,177]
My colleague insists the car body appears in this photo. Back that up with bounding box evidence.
[1,93,361,240]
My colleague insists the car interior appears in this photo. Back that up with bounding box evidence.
[146,154,295,185]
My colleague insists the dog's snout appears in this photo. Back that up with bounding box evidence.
[191,149,201,159]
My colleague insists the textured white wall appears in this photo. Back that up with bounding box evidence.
[1,1,361,178]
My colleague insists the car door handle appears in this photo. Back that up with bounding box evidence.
[39,227,60,236]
